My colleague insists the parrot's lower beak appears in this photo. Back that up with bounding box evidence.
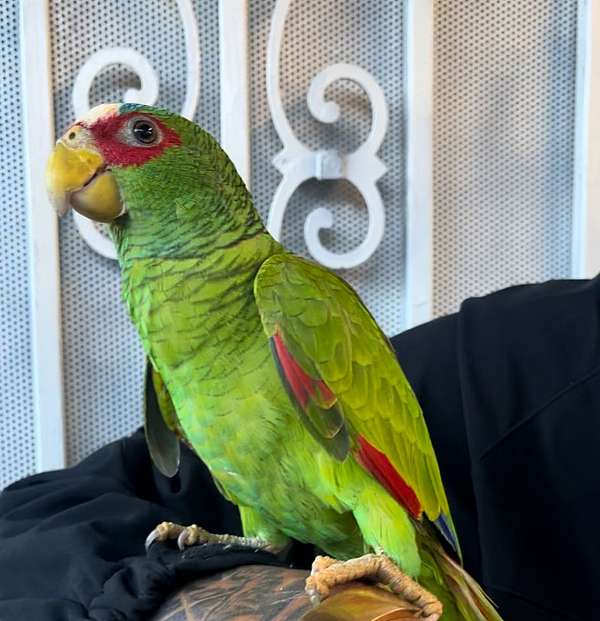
[46,141,124,223]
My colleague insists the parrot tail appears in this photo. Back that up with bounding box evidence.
[416,526,503,621]
[434,548,502,621]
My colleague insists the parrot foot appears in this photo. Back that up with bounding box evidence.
[144,521,280,554]
[305,554,443,621]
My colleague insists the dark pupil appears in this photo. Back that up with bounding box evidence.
[133,121,156,144]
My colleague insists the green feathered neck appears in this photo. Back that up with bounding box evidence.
[110,120,267,264]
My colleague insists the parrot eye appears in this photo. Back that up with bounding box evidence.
[131,119,159,145]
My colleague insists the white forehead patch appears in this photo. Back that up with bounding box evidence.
[78,103,119,126]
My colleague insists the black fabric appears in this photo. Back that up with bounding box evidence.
[0,431,290,621]
[2,277,600,620]
[392,276,600,621]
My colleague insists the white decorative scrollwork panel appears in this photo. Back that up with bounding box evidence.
[49,0,221,466]
[12,0,591,489]
[251,0,406,335]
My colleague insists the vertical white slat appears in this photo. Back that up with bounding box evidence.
[219,0,251,187]
[572,0,600,278]
[404,0,434,327]
[20,0,66,471]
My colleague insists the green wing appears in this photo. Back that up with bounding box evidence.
[144,360,181,477]
[254,253,459,554]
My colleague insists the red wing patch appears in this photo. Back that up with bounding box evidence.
[272,332,335,409]
[273,331,423,518]
[356,435,422,519]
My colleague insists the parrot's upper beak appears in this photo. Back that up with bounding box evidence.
[46,126,124,223]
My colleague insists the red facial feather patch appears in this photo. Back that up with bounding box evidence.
[81,112,181,167]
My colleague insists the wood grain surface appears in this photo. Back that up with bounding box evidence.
[150,565,420,621]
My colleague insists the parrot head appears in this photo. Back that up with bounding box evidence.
[46,103,258,258]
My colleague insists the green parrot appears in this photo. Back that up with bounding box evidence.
[46,103,501,621]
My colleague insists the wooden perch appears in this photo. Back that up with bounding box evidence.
[151,564,420,621]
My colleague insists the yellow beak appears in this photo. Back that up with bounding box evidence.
[46,142,123,223]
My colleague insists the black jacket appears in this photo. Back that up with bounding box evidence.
[2,277,599,620]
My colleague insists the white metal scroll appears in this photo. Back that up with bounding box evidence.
[265,0,389,270]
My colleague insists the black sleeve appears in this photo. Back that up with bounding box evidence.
[457,278,600,620]
[0,430,278,621]
[391,314,482,580]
